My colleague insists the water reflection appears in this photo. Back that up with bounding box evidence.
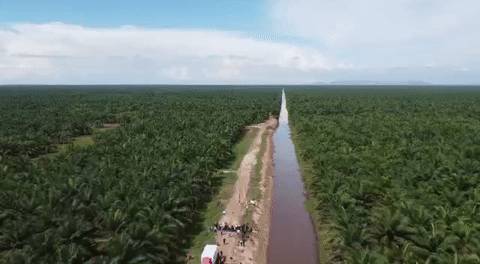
[267,89,318,264]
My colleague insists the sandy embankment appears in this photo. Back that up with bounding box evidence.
[216,117,278,264]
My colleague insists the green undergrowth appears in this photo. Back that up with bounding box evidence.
[36,124,119,160]
[244,131,268,225]
[231,127,258,170]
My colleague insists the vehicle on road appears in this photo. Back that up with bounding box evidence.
[201,245,219,264]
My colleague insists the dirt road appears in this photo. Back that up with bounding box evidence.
[216,117,277,264]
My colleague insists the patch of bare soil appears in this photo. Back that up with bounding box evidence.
[216,117,278,264]
[102,123,121,129]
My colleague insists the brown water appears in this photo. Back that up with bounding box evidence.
[267,90,318,264]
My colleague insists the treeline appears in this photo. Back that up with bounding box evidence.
[288,88,480,263]
[0,87,280,263]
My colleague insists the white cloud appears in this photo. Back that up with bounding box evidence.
[1,9,480,85]
[269,0,480,70]
[0,22,337,84]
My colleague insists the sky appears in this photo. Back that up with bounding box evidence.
[0,0,479,84]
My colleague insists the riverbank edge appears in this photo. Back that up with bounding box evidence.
[251,117,278,264]
[289,124,338,264]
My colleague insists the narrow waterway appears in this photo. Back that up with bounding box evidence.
[267,89,318,264]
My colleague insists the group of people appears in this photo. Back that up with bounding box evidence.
[212,223,252,234]
[212,222,253,247]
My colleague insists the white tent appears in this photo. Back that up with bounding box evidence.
[201,244,218,264]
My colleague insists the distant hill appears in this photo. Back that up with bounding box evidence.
[312,80,433,85]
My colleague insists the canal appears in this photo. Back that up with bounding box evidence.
[267,89,318,264]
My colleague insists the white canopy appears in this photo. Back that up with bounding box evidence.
[201,244,218,263]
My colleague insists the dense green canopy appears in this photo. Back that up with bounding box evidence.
[0,87,280,263]
[288,87,480,263]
